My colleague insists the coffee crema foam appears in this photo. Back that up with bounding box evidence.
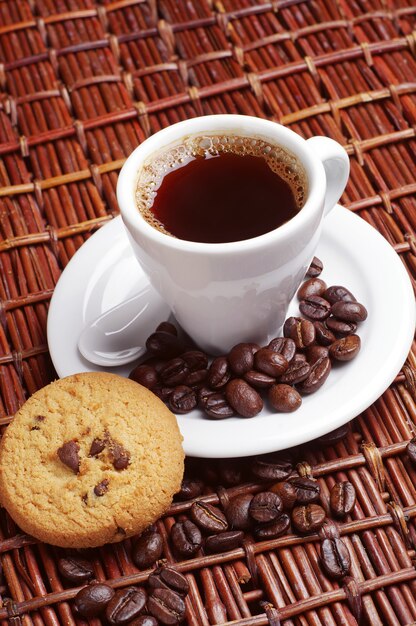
[135,134,308,237]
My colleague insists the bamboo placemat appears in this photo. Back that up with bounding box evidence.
[0,0,415,624]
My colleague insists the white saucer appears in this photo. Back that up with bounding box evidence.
[47,206,415,458]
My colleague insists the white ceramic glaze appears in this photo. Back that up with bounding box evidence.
[117,115,349,353]
[47,207,415,458]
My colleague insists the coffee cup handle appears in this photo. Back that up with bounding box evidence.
[306,136,350,216]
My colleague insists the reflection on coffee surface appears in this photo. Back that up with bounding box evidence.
[135,134,308,243]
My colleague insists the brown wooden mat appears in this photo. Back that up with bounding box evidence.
[0,0,415,624]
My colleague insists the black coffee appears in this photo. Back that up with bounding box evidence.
[136,135,307,243]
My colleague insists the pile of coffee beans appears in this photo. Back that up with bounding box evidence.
[129,257,367,418]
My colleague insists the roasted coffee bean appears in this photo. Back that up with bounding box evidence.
[184,369,207,387]
[58,556,94,583]
[331,301,367,322]
[225,379,263,418]
[329,335,361,362]
[306,256,323,277]
[148,566,189,597]
[251,453,293,481]
[305,345,329,364]
[148,588,186,625]
[299,295,331,321]
[268,337,296,362]
[129,364,158,389]
[320,538,351,579]
[175,477,204,501]
[324,285,356,304]
[254,513,291,539]
[146,332,186,359]
[283,316,301,338]
[317,424,350,445]
[133,531,163,569]
[279,359,310,385]
[330,481,356,518]
[106,587,147,625]
[74,583,115,618]
[289,477,320,503]
[407,438,416,464]
[289,318,316,349]
[169,386,197,414]
[129,616,159,626]
[156,321,178,336]
[244,370,275,389]
[207,356,231,389]
[326,317,357,337]
[191,501,228,533]
[292,504,326,533]
[160,358,189,386]
[225,494,253,530]
[297,356,331,394]
[297,277,327,300]
[171,520,202,557]
[181,350,208,371]
[57,440,80,474]
[153,385,174,402]
[254,348,288,377]
[249,491,283,523]
[314,321,336,346]
[204,393,234,419]
[268,384,302,412]
[205,530,244,553]
[198,386,216,405]
[217,459,244,486]
[228,343,255,375]
[270,481,297,509]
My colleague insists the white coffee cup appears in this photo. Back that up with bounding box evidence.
[117,115,349,354]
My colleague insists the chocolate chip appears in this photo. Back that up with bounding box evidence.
[57,441,80,474]
[89,438,106,457]
[94,479,109,496]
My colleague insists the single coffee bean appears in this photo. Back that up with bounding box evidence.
[181,350,208,371]
[326,317,357,337]
[306,256,323,277]
[171,520,202,557]
[160,358,189,386]
[205,530,244,553]
[268,337,296,362]
[292,504,326,533]
[106,587,147,625]
[225,379,263,418]
[279,359,310,385]
[329,335,361,362]
[129,616,159,626]
[268,384,302,412]
[74,583,115,618]
[297,356,331,394]
[299,296,331,321]
[58,556,94,583]
[169,386,197,414]
[254,513,290,539]
[153,385,174,402]
[297,277,327,300]
[184,369,207,387]
[129,364,158,389]
[407,438,416,464]
[225,494,253,530]
[330,481,356,518]
[270,481,297,509]
[314,321,336,346]
[148,588,186,625]
[249,491,283,523]
[207,356,231,389]
[331,301,367,323]
[175,477,204,501]
[146,331,186,359]
[190,501,228,533]
[132,530,163,569]
[305,345,329,365]
[251,453,293,481]
[289,318,316,349]
[228,343,255,375]
[244,370,275,389]
[320,538,351,579]
[283,316,301,338]
[204,393,234,419]
[289,477,320,503]
[148,566,189,597]
[254,348,288,377]
[317,423,350,445]
[156,321,178,335]
[324,285,356,304]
